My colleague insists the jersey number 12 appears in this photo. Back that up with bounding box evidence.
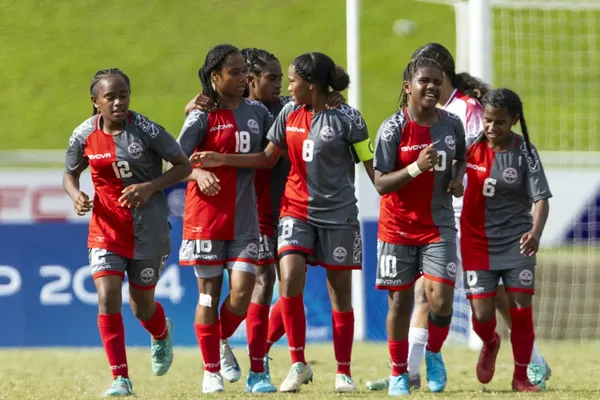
[112,161,132,179]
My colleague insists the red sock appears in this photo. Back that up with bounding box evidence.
[194,323,220,372]
[332,310,354,376]
[389,339,409,376]
[266,299,285,353]
[509,307,535,380]
[472,315,497,344]
[98,313,128,379]
[280,295,306,365]
[247,302,270,373]
[427,314,451,353]
[140,301,168,340]
[220,302,246,340]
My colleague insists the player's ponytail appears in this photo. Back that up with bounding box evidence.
[481,88,533,155]
[89,68,131,117]
[292,52,350,94]
[397,57,443,111]
[198,44,240,109]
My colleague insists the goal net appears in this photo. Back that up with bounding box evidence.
[432,0,600,345]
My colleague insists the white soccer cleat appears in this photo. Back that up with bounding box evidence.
[335,374,358,393]
[202,371,225,393]
[220,340,241,383]
[279,362,313,393]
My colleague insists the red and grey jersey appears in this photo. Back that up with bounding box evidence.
[374,108,466,245]
[267,102,369,227]
[65,111,182,259]
[178,98,273,241]
[441,89,484,218]
[460,134,552,271]
[255,96,292,237]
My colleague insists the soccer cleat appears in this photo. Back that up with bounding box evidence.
[245,371,277,393]
[388,373,411,396]
[335,374,358,393]
[365,377,389,391]
[279,362,313,393]
[409,373,421,389]
[476,333,501,384]
[151,318,173,376]
[264,355,273,379]
[104,376,133,397]
[220,340,241,383]
[512,376,542,392]
[425,350,447,393]
[202,371,225,393]
[527,357,550,389]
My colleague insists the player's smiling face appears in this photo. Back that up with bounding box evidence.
[92,76,130,124]
[288,64,311,105]
[213,52,247,98]
[405,67,442,109]
[483,105,519,147]
[250,59,283,106]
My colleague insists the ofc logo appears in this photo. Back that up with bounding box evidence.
[320,126,336,142]
[446,262,457,278]
[502,167,518,184]
[333,246,347,263]
[128,142,144,160]
[445,135,456,150]
[140,267,155,283]
[246,243,259,259]
[519,269,533,286]
[247,119,260,134]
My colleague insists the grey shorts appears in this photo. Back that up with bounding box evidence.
[89,248,168,289]
[464,265,535,299]
[375,238,458,291]
[277,216,362,270]
[258,234,277,266]
[179,238,259,279]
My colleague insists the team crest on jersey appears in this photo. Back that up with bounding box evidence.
[320,126,336,142]
[446,262,457,278]
[246,243,259,259]
[140,267,155,283]
[247,119,260,134]
[128,142,144,159]
[333,246,347,263]
[444,135,456,150]
[502,167,518,184]
[519,269,533,286]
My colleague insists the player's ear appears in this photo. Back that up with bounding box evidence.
[512,115,520,126]
[91,95,100,111]
[247,73,256,88]
[403,80,411,95]
[308,82,317,92]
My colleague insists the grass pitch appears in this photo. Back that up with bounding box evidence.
[1,342,599,399]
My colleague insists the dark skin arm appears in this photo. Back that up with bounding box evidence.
[374,144,438,195]
[520,198,550,256]
[190,142,282,170]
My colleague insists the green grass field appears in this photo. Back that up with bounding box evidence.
[2,1,599,152]
[2,342,600,399]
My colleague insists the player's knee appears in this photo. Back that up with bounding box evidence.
[252,267,276,304]
[388,290,412,318]
[471,301,495,323]
[427,290,453,316]
[97,286,122,314]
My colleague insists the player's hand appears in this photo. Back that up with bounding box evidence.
[118,182,155,209]
[325,91,346,109]
[520,231,540,256]
[73,191,92,216]
[189,151,225,168]
[447,180,464,197]
[195,169,221,196]
[416,144,438,171]
[184,94,216,115]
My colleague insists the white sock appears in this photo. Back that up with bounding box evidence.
[407,328,428,377]
[508,329,543,364]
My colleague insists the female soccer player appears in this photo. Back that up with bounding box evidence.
[193,51,374,393]
[461,88,551,391]
[176,44,275,394]
[186,48,345,391]
[63,68,192,397]
[367,42,548,392]
[372,57,466,395]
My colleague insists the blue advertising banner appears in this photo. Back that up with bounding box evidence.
[0,219,333,347]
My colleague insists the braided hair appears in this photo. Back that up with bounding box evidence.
[292,52,349,94]
[89,68,131,116]
[198,44,240,109]
[478,88,533,156]
[411,43,490,102]
[241,48,279,97]
[397,57,443,110]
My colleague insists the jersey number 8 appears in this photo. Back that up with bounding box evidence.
[302,139,314,162]
[235,131,251,154]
